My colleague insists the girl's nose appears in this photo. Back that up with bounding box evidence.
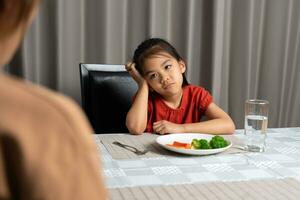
[161,73,170,84]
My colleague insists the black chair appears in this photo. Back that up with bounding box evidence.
[79,64,138,134]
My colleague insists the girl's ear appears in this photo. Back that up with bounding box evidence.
[179,60,186,73]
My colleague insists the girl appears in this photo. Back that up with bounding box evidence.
[126,38,235,135]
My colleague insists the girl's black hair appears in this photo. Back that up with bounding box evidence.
[133,38,189,86]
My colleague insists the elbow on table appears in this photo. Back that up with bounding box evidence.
[128,128,145,135]
[225,120,236,135]
[126,122,145,135]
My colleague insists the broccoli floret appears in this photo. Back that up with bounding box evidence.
[191,136,229,150]
[191,139,201,149]
[199,139,211,149]
[209,136,229,149]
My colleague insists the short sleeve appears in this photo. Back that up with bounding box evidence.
[198,87,213,111]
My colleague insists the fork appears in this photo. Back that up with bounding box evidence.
[112,141,148,155]
[232,145,247,151]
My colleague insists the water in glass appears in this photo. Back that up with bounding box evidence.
[245,114,268,152]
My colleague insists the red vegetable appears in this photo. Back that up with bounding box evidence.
[167,141,191,149]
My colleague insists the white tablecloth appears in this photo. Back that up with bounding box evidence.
[95,127,300,188]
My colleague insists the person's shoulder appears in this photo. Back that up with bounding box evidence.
[184,84,213,108]
[0,74,78,115]
[0,75,106,198]
[183,84,212,102]
[0,74,92,137]
[184,84,210,94]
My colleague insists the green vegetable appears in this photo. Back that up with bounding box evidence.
[191,136,229,150]
[209,136,229,149]
[191,139,211,149]
[199,139,211,149]
[191,139,201,149]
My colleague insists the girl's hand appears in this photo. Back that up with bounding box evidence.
[125,61,145,86]
[153,120,183,135]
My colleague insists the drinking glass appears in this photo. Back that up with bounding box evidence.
[244,99,269,152]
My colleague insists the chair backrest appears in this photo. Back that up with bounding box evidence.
[79,64,138,134]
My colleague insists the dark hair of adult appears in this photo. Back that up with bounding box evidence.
[133,38,189,86]
[0,0,39,39]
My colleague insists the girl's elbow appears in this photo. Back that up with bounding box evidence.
[126,121,145,135]
[128,128,144,135]
[226,120,236,134]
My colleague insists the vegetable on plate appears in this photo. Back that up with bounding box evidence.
[167,136,230,150]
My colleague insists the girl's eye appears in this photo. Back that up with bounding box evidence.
[149,73,158,80]
[165,65,172,70]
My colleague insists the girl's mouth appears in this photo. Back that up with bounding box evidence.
[163,83,175,89]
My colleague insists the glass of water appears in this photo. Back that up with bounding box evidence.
[244,99,269,152]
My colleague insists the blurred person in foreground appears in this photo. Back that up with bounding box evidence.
[0,0,107,199]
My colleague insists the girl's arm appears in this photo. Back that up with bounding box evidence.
[182,103,235,134]
[153,103,235,135]
[125,63,149,134]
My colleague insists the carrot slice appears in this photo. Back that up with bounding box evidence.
[167,141,191,149]
[173,141,189,147]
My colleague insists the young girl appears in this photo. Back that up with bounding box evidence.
[126,38,235,135]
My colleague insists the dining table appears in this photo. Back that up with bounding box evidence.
[94,127,300,200]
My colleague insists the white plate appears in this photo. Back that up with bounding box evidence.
[156,133,232,155]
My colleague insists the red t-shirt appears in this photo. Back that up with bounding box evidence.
[146,84,213,132]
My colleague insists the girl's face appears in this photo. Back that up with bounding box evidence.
[142,52,186,98]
